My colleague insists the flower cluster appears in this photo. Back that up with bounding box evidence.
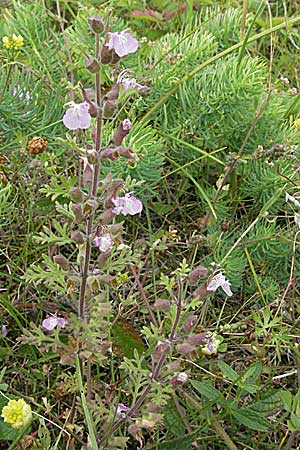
[2,34,24,50]
[1,399,32,429]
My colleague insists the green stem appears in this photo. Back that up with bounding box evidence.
[75,355,99,450]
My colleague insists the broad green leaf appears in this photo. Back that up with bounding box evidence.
[218,361,239,382]
[280,391,293,412]
[241,363,262,384]
[289,413,300,432]
[191,380,225,405]
[231,407,270,432]
[112,319,145,359]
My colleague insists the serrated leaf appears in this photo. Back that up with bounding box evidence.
[112,319,145,359]
[146,434,195,450]
[231,407,270,432]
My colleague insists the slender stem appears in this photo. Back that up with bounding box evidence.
[240,0,248,40]
[129,265,158,328]
[78,32,102,321]
[75,355,99,450]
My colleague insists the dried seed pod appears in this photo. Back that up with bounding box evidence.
[28,136,48,155]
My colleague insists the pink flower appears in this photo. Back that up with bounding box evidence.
[112,193,143,216]
[122,77,145,92]
[116,403,130,417]
[63,102,91,130]
[106,30,139,57]
[42,316,66,331]
[207,272,233,297]
[94,233,114,252]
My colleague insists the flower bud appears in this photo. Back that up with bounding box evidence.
[188,333,208,345]
[85,57,100,73]
[86,149,98,165]
[100,45,120,65]
[193,282,210,299]
[83,199,98,216]
[188,266,208,285]
[152,340,170,362]
[88,14,104,33]
[88,102,97,118]
[97,251,111,268]
[98,208,115,225]
[100,147,120,161]
[70,187,84,203]
[71,231,85,244]
[102,99,118,118]
[112,119,131,146]
[72,204,84,224]
[53,254,69,271]
[154,298,170,312]
[176,342,196,355]
[170,372,188,386]
[182,315,198,333]
[108,222,124,235]
[105,83,120,101]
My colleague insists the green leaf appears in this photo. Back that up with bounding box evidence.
[112,319,145,359]
[191,380,225,405]
[280,391,293,412]
[146,434,195,450]
[164,400,186,437]
[218,361,239,382]
[231,407,270,432]
[289,413,300,432]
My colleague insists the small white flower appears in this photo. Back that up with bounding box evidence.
[285,192,300,208]
[207,272,233,296]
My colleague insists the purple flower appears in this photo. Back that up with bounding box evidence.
[42,316,66,331]
[112,193,143,216]
[122,77,145,92]
[106,30,138,57]
[207,272,233,297]
[94,233,114,252]
[116,403,130,417]
[63,102,91,130]
[122,119,131,131]
[2,324,7,337]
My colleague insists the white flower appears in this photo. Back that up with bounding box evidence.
[207,272,233,296]
[285,192,300,208]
